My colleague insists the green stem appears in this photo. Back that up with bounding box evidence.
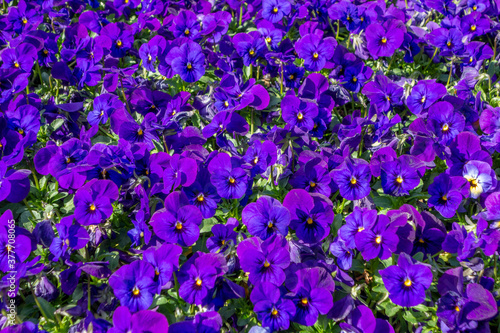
[280,63,284,95]
[36,61,43,87]
[31,169,40,191]
[28,278,50,321]
[446,62,453,86]
[250,109,254,134]
[424,48,438,72]
[239,4,243,27]
[336,20,340,40]
[387,56,395,72]
[23,199,36,220]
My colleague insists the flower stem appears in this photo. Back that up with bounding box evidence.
[424,48,438,72]
[446,62,453,86]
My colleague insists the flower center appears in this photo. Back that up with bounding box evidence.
[273,7,279,13]
[229,177,236,184]
[301,298,308,305]
[197,194,205,202]
[306,217,314,225]
[90,204,96,211]
[224,101,229,107]
[375,235,382,244]
[350,177,357,185]
[386,96,391,101]
[271,308,278,316]
[418,238,425,243]
[268,221,273,228]
[455,305,460,312]
[155,269,160,276]
[381,37,387,44]
[352,77,357,82]
[470,25,476,31]
[184,28,190,35]
[309,181,316,188]
[441,195,447,201]
[249,49,255,56]
[14,61,19,68]
[132,286,140,296]
[357,227,364,232]
[404,278,412,287]
[187,62,193,69]
[22,17,27,24]
[470,179,478,188]
[195,278,202,286]
[360,16,364,21]
[116,40,122,47]
[253,156,259,164]
[43,49,49,55]
[469,57,473,63]
[472,5,477,10]
[421,96,426,103]
[396,176,403,184]
[442,123,449,132]
[66,157,71,164]
[266,37,272,43]
[447,41,452,47]
[313,52,319,59]
[175,222,183,230]
[137,129,144,136]
[140,231,144,238]
[263,260,270,268]
[297,112,304,120]
[148,55,152,61]
[221,239,225,245]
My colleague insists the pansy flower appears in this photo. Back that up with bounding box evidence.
[87,93,123,126]
[379,253,433,307]
[405,79,447,115]
[283,189,334,244]
[49,216,90,262]
[338,207,378,249]
[380,157,420,196]
[237,234,290,286]
[149,191,202,247]
[362,74,404,114]
[109,306,169,333]
[165,40,206,83]
[281,95,319,131]
[427,101,465,145]
[340,305,394,333]
[233,32,267,66]
[250,282,296,331]
[74,179,119,225]
[428,173,468,218]
[143,243,182,293]
[109,260,157,312]
[242,196,290,240]
[331,158,371,201]
[355,214,399,261]
[208,152,249,200]
[462,160,493,199]
[289,157,332,196]
[127,210,152,247]
[365,19,405,58]
[295,34,337,72]
[170,10,200,39]
[262,0,291,23]
[206,218,239,253]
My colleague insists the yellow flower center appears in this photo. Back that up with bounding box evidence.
[253,157,259,164]
[116,40,122,47]
[137,129,144,136]
[273,7,279,13]
[271,308,278,316]
[470,179,478,188]
[352,77,357,82]
[140,231,144,238]
[447,41,452,47]
[249,49,255,56]
[187,63,193,69]
[469,57,473,63]
[90,204,96,211]
[442,123,449,132]
[381,37,387,44]
[386,96,391,101]
[375,236,382,244]
[404,278,412,287]
[224,101,229,107]
[455,306,460,312]
[418,238,425,243]
[266,37,272,43]
[66,157,71,164]
[132,287,140,296]
[297,112,304,120]
[43,49,49,55]
[148,55,152,61]
[184,29,190,35]
[14,62,19,68]
[221,239,225,245]
[441,195,447,201]
[22,18,27,24]
[358,227,364,232]
[360,16,364,21]
[472,5,477,10]
[350,177,357,185]
[421,96,426,103]
[313,52,319,59]
[155,269,160,276]
[124,0,129,3]
[309,181,316,188]
[18,128,24,135]
[263,260,270,268]
[470,25,476,31]
[175,222,183,230]
[301,298,308,305]
[268,221,273,228]
[196,278,202,286]
[307,217,314,225]
[289,74,294,80]
[396,176,403,184]
[197,194,204,202]
[229,177,236,184]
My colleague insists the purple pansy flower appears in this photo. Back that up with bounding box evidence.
[242,196,290,240]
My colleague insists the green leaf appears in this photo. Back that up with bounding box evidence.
[37,297,56,321]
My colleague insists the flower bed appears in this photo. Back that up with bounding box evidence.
[1,0,500,332]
